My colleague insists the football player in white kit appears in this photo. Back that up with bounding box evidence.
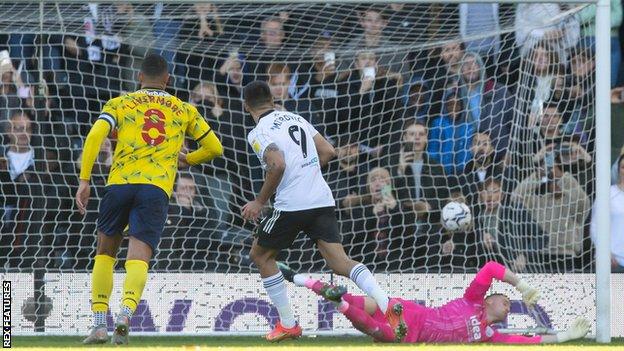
[240,81,393,342]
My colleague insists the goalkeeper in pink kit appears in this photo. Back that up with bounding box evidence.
[282,261,590,344]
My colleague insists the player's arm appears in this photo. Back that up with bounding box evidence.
[79,119,111,181]
[76,118,112,215]
[185,130,223,165]
[489,331,542,344]
[184,104,224,165]
[538,317,591,343]
[464,262,539,306]
[313,133,336,167]
[241,143,285,221]
[256,143,286,204]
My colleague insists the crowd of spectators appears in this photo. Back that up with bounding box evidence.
[0,2,619,274]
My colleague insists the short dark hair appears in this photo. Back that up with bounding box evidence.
[479,177,502,192]
[141,53,169,78]
[402,119,427,132]
[243,80,273,109]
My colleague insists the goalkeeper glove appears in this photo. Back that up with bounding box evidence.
[556,317,591,342]
[515,280,540,306]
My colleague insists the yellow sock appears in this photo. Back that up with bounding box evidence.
[121,260,149,315]
[91,255,116,313]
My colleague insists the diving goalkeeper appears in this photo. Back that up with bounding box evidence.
[282,261,590,344]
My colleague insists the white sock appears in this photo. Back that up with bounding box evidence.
[349,263,389,313]
[262,272,296,328]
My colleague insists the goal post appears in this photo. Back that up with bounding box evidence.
[594,0,611,343]
[0,0,615,341]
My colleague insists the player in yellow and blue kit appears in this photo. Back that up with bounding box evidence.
[75,54,223,345]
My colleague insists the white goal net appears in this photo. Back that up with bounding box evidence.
[0,0,616,337]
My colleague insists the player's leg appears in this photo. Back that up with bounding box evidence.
[112,237,152,345]
[293,272,396,343]
[83,231,123,344]
[306,207,390,313]
[338,296,397,343]
[112,185,167,345]
[251,209,303,341]
[84,185,133,344]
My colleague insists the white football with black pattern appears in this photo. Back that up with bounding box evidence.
[441,201,472,232]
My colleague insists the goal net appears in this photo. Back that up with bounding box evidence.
[0,0,616,337]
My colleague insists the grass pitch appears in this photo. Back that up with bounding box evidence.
[10,336,624,350]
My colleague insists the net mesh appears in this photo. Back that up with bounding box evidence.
[0,0,601,335]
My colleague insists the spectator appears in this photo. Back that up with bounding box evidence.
[457,51,513,154]
[303,36,350,140]
[577,0,622,87]
[385,121,449,269]
[346,50,401,150]
[384,3,421,43]
[266,63,321,129]
[591,154,624,272]
[428,87,474,175]
[511,165,590,271]
[340,7,406,77]
[8,30,63,85]
[461,132,518,203]
[0,111,46,268]
[176,4,224,90]
[474,178,542,272]
[521,43,565,118]
[534,140,594,196]
[61,3,126,131]
[158,174,213,271]
[426,40,466,116]
[538,103,589,149]
[326,136,369,212]
[0,59,24,135]
[39,141,74,269]
[564,48,595,136]
[401,76,432,126]
[246,16,291,78]
[216,51,247,101]
[388,120,449,225]
[459,3,500,63]
[348,167,414,269]
[515,3,580,64]
[188,81,240,225]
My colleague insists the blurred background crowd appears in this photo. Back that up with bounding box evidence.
[0,2,623,274]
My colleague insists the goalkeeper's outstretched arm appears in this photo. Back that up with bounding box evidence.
[538,318,591,343]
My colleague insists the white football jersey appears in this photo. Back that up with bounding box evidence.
[247,110,335,211]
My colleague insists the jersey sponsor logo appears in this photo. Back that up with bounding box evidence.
[301,156,318,168]
[469,315,481,340]
[270,114,303,131]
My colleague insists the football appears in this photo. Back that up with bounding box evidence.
[441,201,472,232]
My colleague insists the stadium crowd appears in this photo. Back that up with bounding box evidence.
[0,2,622,274]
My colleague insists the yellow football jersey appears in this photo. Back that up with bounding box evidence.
[97,88,212,196]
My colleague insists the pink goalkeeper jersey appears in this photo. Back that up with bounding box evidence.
[397,262,542,344]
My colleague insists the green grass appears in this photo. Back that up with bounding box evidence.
[9,336,624,350]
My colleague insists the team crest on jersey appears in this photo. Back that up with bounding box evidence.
[485,326,494,338]
[252,140,261,154]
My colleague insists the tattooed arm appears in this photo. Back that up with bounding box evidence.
[257,143,286,204]
[242,142,285,221]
